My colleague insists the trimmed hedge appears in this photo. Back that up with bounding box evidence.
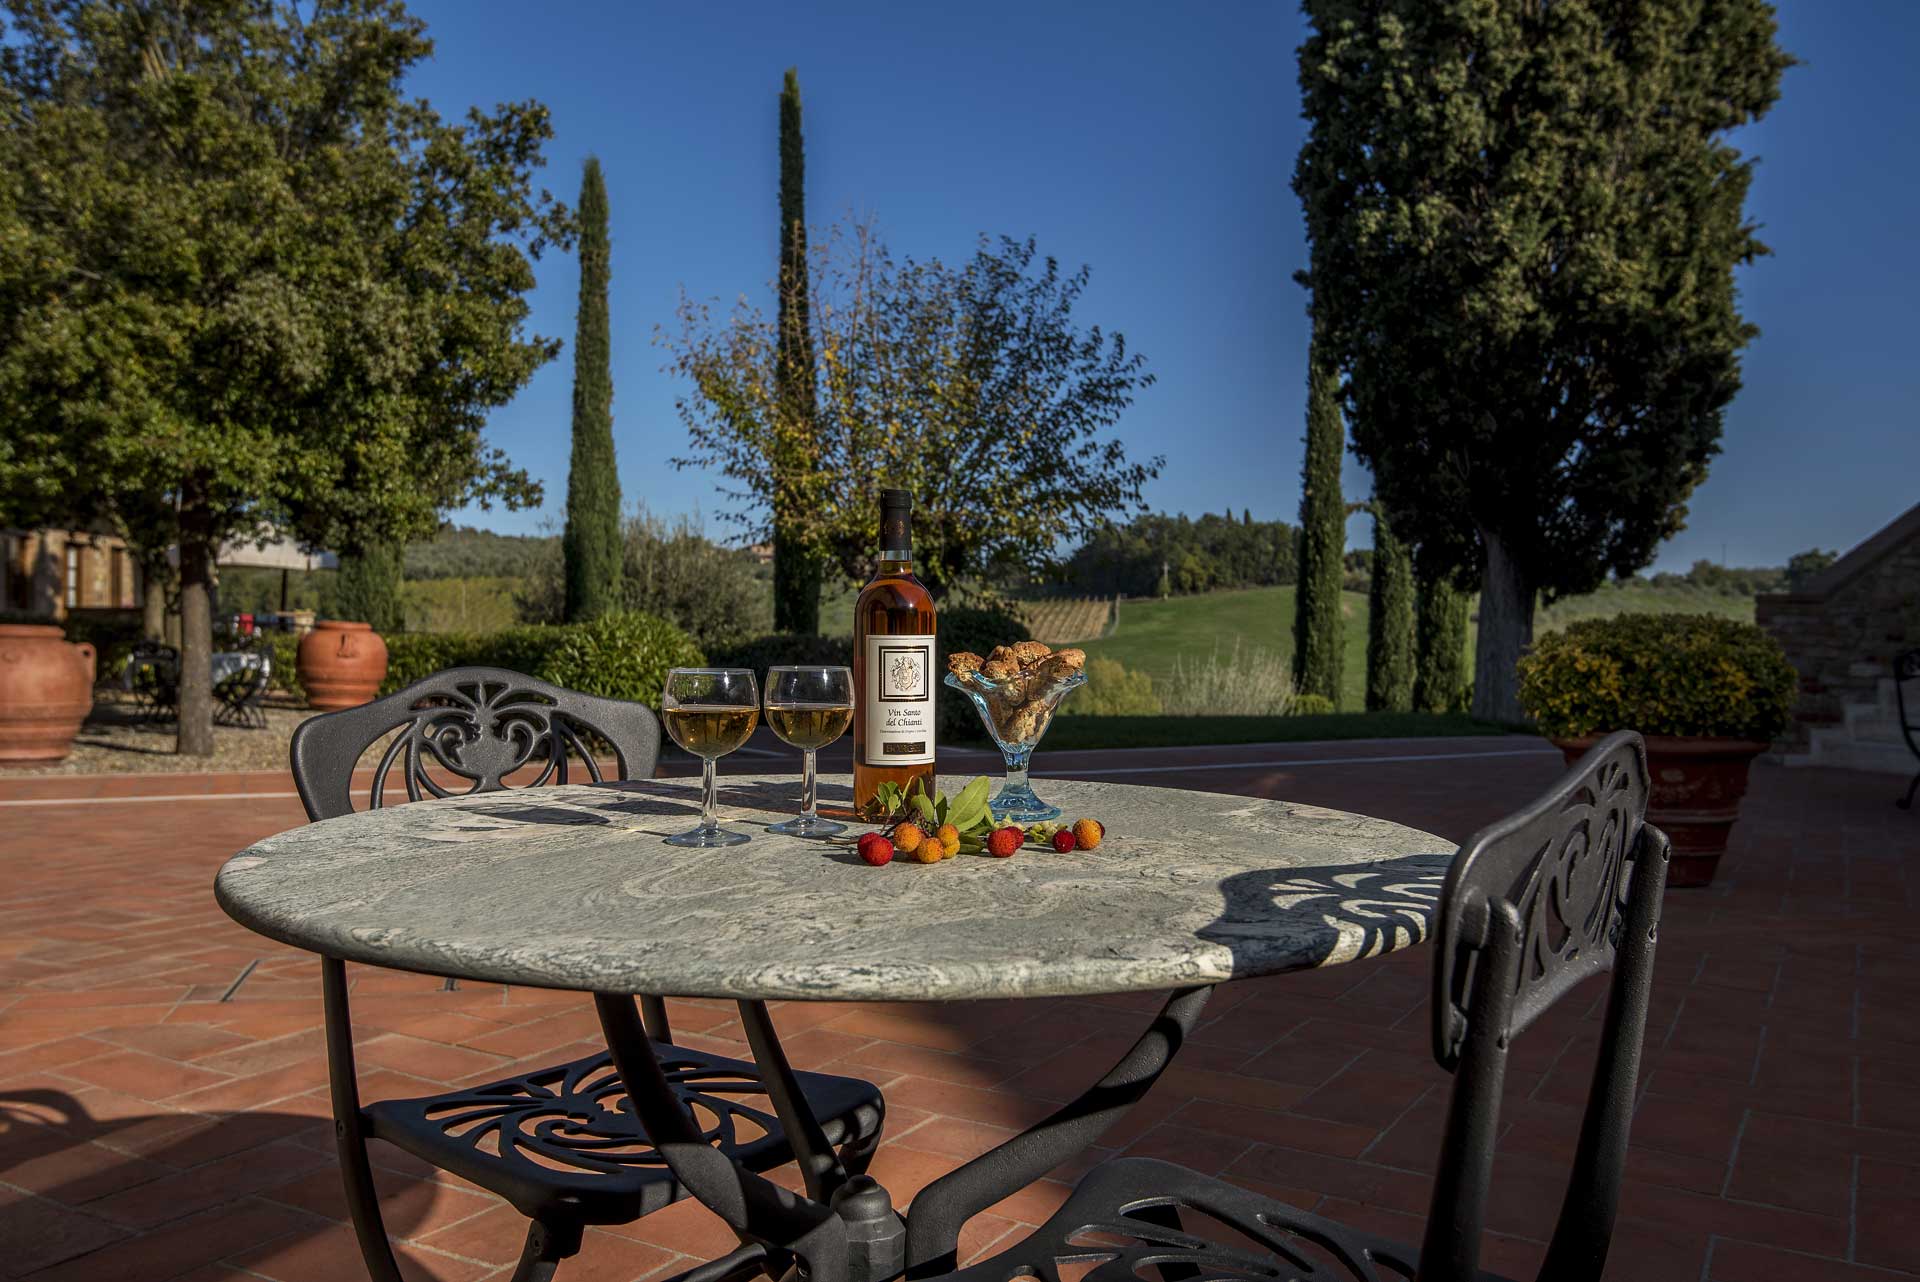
[1517,613,1796,741]
[705,633,854,675]
[377,610,702,708]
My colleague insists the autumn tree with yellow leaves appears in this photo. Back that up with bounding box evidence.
[663,221,1161,603]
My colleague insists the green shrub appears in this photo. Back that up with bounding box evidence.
[705,633,854,676]
[1516,613,1796,741]
[1065,657,1162,716]
[539,611,705,705]
[938,604,1032,742]
[376,610,702,709]
[262,631,303,697]
[1290,692,1336,716]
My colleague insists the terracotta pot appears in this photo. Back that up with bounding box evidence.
[0,624,96,763]
[1553,734,1768,888]
[297,620,389,711]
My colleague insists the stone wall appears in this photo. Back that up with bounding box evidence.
[1757,506,1920,752]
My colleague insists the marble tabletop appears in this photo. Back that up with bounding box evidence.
[214,775,1453,1002]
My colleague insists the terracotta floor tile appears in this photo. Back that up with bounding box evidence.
[55,1049,232,1102]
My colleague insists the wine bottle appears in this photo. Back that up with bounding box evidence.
[853,489,937,812]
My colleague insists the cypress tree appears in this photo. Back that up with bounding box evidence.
[1292,342,1345,704]
[1365,504,1415,711]
[772,68,822,633]
[333,541,405,633]
[563,156,622,622]
[1414,568,1471,713]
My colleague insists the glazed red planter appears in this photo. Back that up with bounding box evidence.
[297,621,389,711]
[1552,734,1768,888]
[0,624,96,763]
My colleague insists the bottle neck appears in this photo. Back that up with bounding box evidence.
[877,549,913,575]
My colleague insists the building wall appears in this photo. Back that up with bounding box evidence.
[0,529,141,620]
[1757,521,1920,752]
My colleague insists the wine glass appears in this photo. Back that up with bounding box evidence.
[661,668,760,848]
[763,665,855,837]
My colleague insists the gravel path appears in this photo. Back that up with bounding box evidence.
[0,693,318,776]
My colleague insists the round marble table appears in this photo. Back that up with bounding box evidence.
[214,773,1453,1282]
[215,774,1452,1002]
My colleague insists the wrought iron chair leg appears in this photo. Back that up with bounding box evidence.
[1899,770,1919,810]
[322,956,405,1282]
[508,1216,584,1282]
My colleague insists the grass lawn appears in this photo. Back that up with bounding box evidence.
[1074,579,1758,713]
[1079,585,1372,708]
[1037,710,1506,751]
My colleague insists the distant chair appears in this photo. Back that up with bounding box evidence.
[912,731,1671,1282]
[212,645,271,730]
[1895,648,1920,810]
[124,641,178,723]
[289,668,885,1282]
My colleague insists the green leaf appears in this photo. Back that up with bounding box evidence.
[913,793,938,825]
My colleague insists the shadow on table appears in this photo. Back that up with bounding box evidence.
[0,1088,448,1274]
[1197,852,1455,967]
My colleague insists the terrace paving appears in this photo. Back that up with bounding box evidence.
[2,736,1917,1281]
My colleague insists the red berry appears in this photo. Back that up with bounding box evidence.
[986,826,1023,858]
[1051,829,1076,853]
[857,833,894,867]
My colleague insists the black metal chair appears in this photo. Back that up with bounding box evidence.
[1895,648,1920,810]
[125,641,178,723]
[923,730,1670,1282]
[212,647,271,729]
[289,668,886,1282]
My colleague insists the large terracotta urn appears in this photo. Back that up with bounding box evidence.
[0,625,96,763]
[297,621,389,711]
[1552,735,1768,888]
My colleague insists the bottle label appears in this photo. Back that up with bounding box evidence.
[862,633,935,765]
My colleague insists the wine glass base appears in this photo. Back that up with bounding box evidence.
[989,782,1062,824]
[664,826,752,848]
[767,816,847,838]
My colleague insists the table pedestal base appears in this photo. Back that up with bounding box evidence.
[597,987,1211,1282]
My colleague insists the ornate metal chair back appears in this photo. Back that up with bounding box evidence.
[1419,730,1671,1282]
[289,667,661,822]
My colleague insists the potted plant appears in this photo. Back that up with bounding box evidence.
[1517,613,1797,888]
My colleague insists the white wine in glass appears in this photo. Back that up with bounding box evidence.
[764,666,854,837]
[662,669,759,848]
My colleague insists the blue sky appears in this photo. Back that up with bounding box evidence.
[411,0,1918,572]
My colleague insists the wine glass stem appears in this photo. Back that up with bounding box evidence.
[700,758,718,832]
[1002,744,1032,794]
[801,749,818,820]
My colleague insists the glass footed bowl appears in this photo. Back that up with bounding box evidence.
[943,666,1087,823]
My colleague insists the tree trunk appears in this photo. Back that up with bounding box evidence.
[176,526,216,757]
[1470,526,1534,725]
[142,571,167,642]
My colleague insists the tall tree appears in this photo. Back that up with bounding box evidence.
[772,67,822,632]
[1292,343,1345,705]
[563,156,622,621]
[333,541,405,633]
[668,222,1159,599]
[1295,0,1791,722]
[1365,504,1414,712]
[0,0,559,753]
[1414,569,1470,714]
